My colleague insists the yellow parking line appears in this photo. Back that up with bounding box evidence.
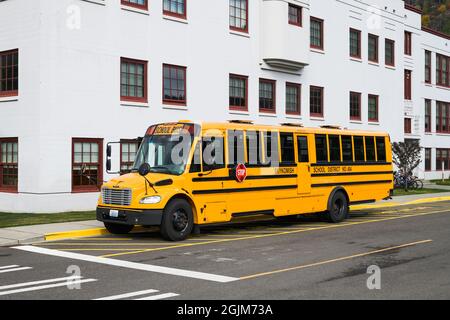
[61,248,172,252]
[40,243,179,246]
[239,239,433,280]
[100,208,449,258]
[68,238,134,241]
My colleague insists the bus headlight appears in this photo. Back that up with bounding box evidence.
[140,195,162,204]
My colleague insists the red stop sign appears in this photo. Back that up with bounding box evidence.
[235,164,247,183]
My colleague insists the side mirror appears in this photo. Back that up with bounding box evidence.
[138,163,151,176]
[106,159,112,172]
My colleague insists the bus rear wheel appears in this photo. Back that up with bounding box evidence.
[160,199,194,241]
[104,222,134,235]
[325,191,348,223]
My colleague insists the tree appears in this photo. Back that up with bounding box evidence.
[392,140,422,190]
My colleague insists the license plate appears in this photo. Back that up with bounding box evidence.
[109,210,119,218]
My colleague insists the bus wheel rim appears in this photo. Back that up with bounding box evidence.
[173,209,188,232]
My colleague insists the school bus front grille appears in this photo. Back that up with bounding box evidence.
[102,188,132,206]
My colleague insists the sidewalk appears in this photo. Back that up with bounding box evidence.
[1,191,450,247]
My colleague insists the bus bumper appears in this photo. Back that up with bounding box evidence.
[96,207,163,226]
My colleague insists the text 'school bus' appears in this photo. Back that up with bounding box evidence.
[97,121,394,241]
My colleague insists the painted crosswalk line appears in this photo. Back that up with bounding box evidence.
[0,265,32,274]
[0,278,97,296]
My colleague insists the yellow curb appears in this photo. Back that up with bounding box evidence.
[44,226,147,241]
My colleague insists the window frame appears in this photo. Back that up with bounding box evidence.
[404,69,412,100]
[285,82,301,115]
[229,74,248,111]
[425,50,431,84]
[163,0,187,19]
[0,137,18,193]
[310,17,324,50]
[436,101,450,134]
[404,118,412,134]
[121,0,148,11]
[385,39,395,67]
[120,57,148,103]
[310,86,324,118]
[162,63,187,106]
[349,91,362,121]
[436,53,450,88]
[288,3,302,27]
[349,28,361,59]
[368,34,379,63]
[425,99,432,133]
[72,138,103,193]
[425,148,432,172]
[259,78,277,114]
[0,49,19,98]
[229,0,249,33]
[368,94,379,123]
[436,148,450,171]
[404,31,412,56]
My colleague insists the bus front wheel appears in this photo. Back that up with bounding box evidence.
[104,222,134,235]
[160,198,194,241]
[325,191,348,223]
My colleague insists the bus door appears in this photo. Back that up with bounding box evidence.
[296,135,311,194]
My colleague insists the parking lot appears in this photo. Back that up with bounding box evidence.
[1,201,450,300]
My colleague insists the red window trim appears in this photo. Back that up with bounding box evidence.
[436,148,450,171]
[310,17,324,50]
[120,57,148,103]
[310,85,324,118]
[425,148,432,172]
[404,118,412,134]
[425,50,432,84]
[288,4,302,27]
[0,49,19,98]
[229,74,248,111]
[425,99,432,133]
[259,78,276,114]
[436,101,450,134]
[436,53,450,88]
[285,82,301,115]
[349,91,362,121]
[368,94,379,122]
[229,0,249,33]
[349,28,361,59]
[72,138,103,193]
[0,137,18,193]
[368,34,379,63]
[385,39,396,67]
[404,69,412,101]
[163,0,187,19]
[404,31,412,56]
[163,64,187,106]
[121,0,148,11]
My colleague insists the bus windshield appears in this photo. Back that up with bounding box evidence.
[132,124,195,176]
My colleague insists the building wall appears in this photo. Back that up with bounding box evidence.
[0,0,448,212]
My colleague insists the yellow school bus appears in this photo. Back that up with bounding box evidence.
[97,121,393,241]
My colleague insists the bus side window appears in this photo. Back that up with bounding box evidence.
[329,135,341,162]
[227,130,245,166]
[376,137,387,162]
[262,131,280,165]
[280,132,295,164]
[315,134,328,163]
[202,136,225,171]
[342,136,353,162]
[297,136,309,163]
[354,136,365,162]
[246,131,261,166]
[365,136,376,161]
[189,141,201,173]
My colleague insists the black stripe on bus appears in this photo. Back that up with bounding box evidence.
[311,171,393,177]
[311,162,391,167]
[232,210,275,218]
[192,174,297,182]
[192,185,298,195]
[311,180,393,188]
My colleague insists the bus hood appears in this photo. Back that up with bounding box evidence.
[102,172,177,192]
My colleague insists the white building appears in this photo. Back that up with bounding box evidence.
[0,0,449,213]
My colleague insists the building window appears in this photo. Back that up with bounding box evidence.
[121,0,148,10]
[425,50,431,84]
[349,92,361,121]
[349,28,361,59]
[0,138,18,192]
[436,101,450,133]
[120,58,147,103]
[310,17,324,50]
[436,54,449,87]
[0,49,19,98]
[72,138,103,192]
[163,0,186,18]
[259,79,276,113]
[404,31,412,56]
[121,140,139,174]
[404,118,412,134]
[385,39,395,66]
[288,4,302,27]
[425,148,431,171]
[425,99,431,133]
[286,82,301,115]
[404,69,412,100]
[163,64,187,105]
[436,149,450,171]
[229,0,248,33]
[368,94,379,122]
[229,74,248,111]
[368,34,379,63]
[310,86,323,117]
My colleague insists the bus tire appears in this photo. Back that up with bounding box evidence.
[325,190,348,223]
[104,222,134,235]
[160,198,194,241]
